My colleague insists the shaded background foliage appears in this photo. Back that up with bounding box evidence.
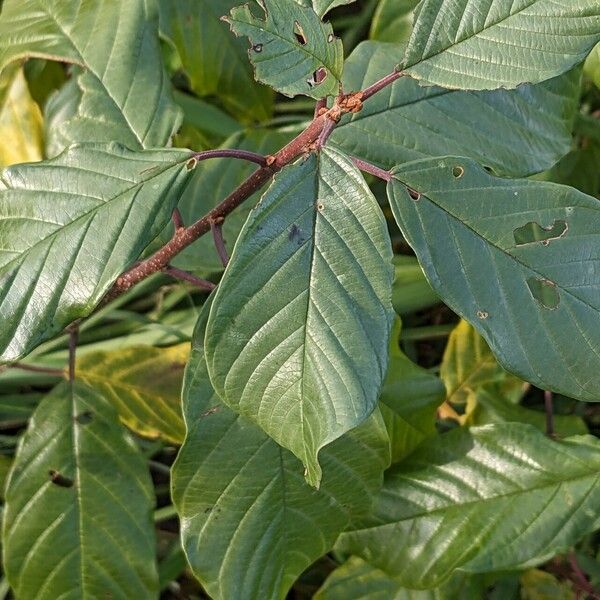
[0,0,599,598]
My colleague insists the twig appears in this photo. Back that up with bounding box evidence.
[163,266,216,291]
[172,208,184,230]
[2,362,64,376]
[351,157,392,181]
[191,148,267,167]
[210,218,229,267]
[544,389,555,438]
[361,69,404,101]
[68,324,79,382]
[316,118,337,148]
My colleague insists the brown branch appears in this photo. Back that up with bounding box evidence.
[172,208,184,230]
[351,157,392,181]
[191,148,268,167]
[211,218,229,267]
[163,266,216,290]
[106,69,403,300]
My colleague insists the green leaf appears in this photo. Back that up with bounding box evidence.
[402,0,600,90]
[295,0,357,17]
[76,344,188,444]
[520,569,575,600]
[381,319,445,463]
[205,147,394,486]
[315,556,485,600]
[441,320,517,405]
[391,255,439,315]
[0,67,43,167]
[584,42,600,88]
[224,0,344,99]
[171,128,293,274]
[0,144,192,362]
[172,300,390,600]
[331,41,580,177]
[337,423,600,588]
[3,381,158,599]
[0,0,181,149]
[387,156,600,402]
[469,387,587,437]
[159,0,273,122]
[369,0,418,43]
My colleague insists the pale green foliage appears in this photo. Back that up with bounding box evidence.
[3,381,158,599]
[402,0,600,90]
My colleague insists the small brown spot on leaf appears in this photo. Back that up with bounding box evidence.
[253,43,263,52]
[49,470,74,488]
[327,33,334,43]
[186,157,197,171]
[317,202,324,211]
[307,67,327,88]
[476,310,489,320]
[407,187,420,201]
[75,411,93,425]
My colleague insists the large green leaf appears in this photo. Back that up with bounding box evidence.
[224,0,344,99]
[330,41,580,177]
[391,255,439,316]
[401,0,600,90]
[76,344,188,444]
[172,300,390,600]
[381,319,445,463]
[315,556,485,600]
[369,0,418,43]
[337,423,600,588]
[387,156,600,402]
[0,0,180,149]
[3,381,158,598]
[0,144,192,362]
[159,0,273,122]
[171,128,293,274]
[205,147,394,486]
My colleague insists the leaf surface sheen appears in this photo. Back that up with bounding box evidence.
[0,143,192,361]
[0,0,181,149]
[205,147,394,486]
[388,156,600,402]
[172,300,390,600]
[3,381,158,599]
[337,423,600,588]
[402,0,600,90]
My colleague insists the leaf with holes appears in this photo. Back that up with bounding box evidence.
[337,423,600,588]
[0,0,181,149]
[381,319,445,464]
[330,41,581,177]
[2,381,157,599]
[401,0,600,90]
[172,300,390,600]
[387,156,600,402]
[205,147,394,487]
[76,344,189,444]
[224,0,344,99]
[159,0,273,122]
[0,143,193,362]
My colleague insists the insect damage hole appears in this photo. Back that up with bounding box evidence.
[407,187,421,201]
[252,43,263,52]
[452,165,464,178]
[513,220,568,246]
[293,21,308,45]
[308,67,327,88]
[527,277,560,310]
